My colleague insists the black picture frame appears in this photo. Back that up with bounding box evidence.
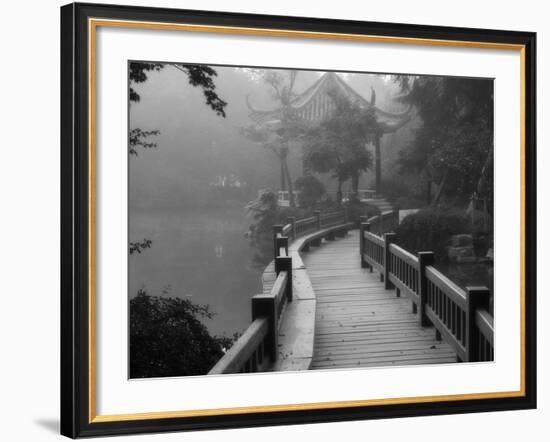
[60,2,537,438]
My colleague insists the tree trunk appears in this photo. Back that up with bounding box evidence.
[374,133,382,195]
[281,152,295,207]
[431,171,448,206]
[426,178,432,205]
[336,178,343,205]
[280,160,286,191]
[351,170,360,202]
[302,144,311,177]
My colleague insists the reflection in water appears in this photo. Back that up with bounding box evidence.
[129,205,266,337]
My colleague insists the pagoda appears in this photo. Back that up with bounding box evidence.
[246,72,412,195]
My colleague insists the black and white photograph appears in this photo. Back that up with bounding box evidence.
[128,62,495,379]
[0,0,542,439]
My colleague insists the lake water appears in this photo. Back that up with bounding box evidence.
[129,205,266,337]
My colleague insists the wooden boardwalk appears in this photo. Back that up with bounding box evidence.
[302,231,457,370]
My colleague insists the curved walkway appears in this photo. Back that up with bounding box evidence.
[302,231,457,370]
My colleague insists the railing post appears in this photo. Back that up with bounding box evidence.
[276,235,289,257]
[272,224,283,260]
[275,255,293,302]
[383,233,396,290]
[287,216,296,241]
[360,222,369,268]
[418,251,435,327]
[465,286,491,362]
[366,223,373,272]
[313,210,321,230]
[393,208,400,230]
[252,295,277,363]
[339,208,349,236]
[359,215,368,230]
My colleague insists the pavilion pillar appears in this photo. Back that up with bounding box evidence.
[374,133,382,195]
[280,162,286,191]
[302,146,312,176]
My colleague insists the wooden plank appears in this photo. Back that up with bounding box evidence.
[299,231,455,370]
[313,355,457,369]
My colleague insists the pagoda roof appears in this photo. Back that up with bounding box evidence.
[246,72,411,133]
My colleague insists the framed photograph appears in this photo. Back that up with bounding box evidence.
[60,2,536,438]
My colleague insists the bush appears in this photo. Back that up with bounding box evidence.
[294,175,326,208]
[395,208,470,261]
[130,290,232,378]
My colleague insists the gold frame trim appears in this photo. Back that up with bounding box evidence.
[88,18,527,424]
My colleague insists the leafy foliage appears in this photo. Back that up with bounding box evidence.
[129,128,160,156]
[245,190,280,241]
[241,70,304,206]
[303,92,376,199]
[294,175,326,208]
[130,290,232,378]
[175,64,228,117]
[394,75,493,206]
[129,62,228,157]
[129,238,152,255]
[129,62,164,102]
[129,62,227,117]
[395,208,470,261]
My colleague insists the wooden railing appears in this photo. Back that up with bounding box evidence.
[283,209,348,242]
[209,209,349,374]
[359,221,494,363]
[209,252,292,374]
[364,210,399,236]
[320,210,347,228]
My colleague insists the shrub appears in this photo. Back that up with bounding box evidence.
[395,208,470,261]
[294,175,326,208]
[130,290,232,378]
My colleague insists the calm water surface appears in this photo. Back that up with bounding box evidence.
[129,205,265,337]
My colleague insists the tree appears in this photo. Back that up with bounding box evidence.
[242,70,302,207]
[129,62,228,156]
[302,92,376,202]
[244,190,281,268]
[130,289,232,378]
[242,113,305,206]
[394,75,493,207]
[129,62,227,113]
